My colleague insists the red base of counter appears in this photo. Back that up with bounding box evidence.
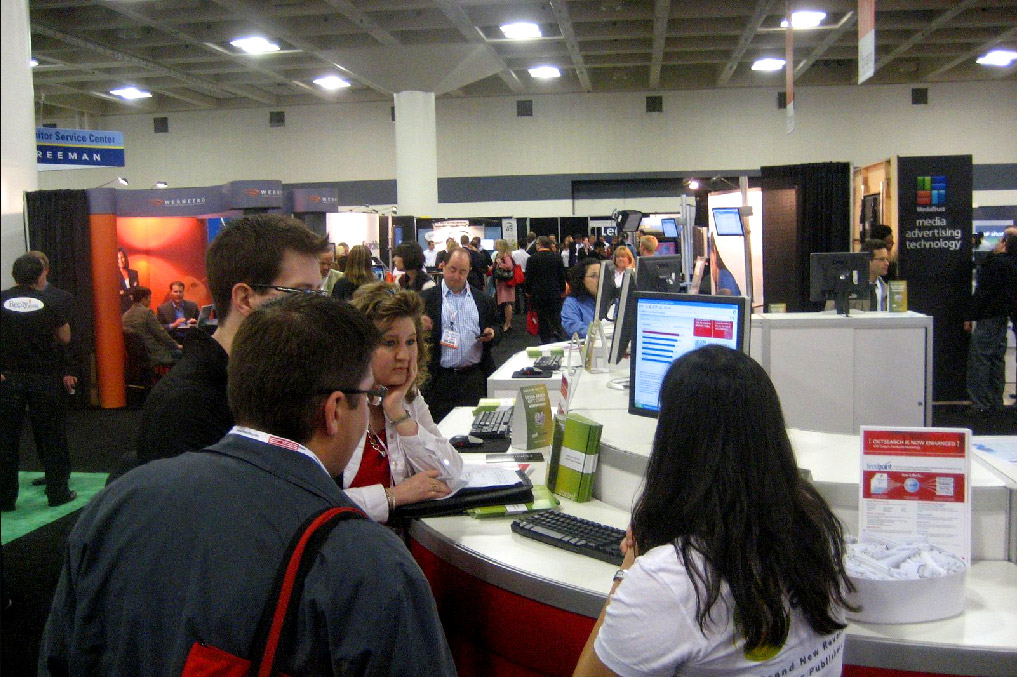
[411,539,596,676]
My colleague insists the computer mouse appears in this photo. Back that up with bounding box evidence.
[449,434,484,449]
[520,366,542,376]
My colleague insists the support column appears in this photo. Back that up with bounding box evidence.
[394,91,438,216]
[1,0,38,286]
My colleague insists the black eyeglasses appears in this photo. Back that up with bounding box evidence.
[250,284,328,296]
[316,385,388,406]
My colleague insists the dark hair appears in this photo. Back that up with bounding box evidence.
[12,254,44,285]
[870,224,892,241]
[631,346,854,651]
[228,294,379,444]
[460,234,471,246]
[394,241,425,272]
[344,245,375,286]
[536,236,552,249]
[351,281,430,398]
[28,250,50,269]
[117,247,130,269]
[1003,232,1017,256]
[128,286,152,304]
[169,280,185,291]
[568,258,600,298]
[206,214,328,323]
[861,238,887,254]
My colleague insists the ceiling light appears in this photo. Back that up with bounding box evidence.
[501,22,541,40]
[230,36,280,54]
[152,181,168,189]
[313,75,351,90]
[110,87,152,100]
[976,49,1017,67]
[30,58,39,67]
[780,11,826,29]
[752,58,786,71]
[686,179,700,190]
[529,66,560,79]
[95,176,129,188]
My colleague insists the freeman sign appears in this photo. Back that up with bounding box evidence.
[36,127,125,170]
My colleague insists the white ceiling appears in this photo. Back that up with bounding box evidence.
[28,0,1017,117]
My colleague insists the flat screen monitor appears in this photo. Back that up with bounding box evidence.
[480,238,495,251]
[660,217,680,239]
[617,210,644,232]
[628,293,750,418]
[595,260,620,321]
[635,254,684,293]
[656,240,677,257]
[809,252,871,315]
[609,270,636,364]
[713,207,744,236]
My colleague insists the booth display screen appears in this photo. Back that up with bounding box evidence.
[656,241,677,256]
[660,218,680,239]
[629,293,749,417]
[713,208,744,236]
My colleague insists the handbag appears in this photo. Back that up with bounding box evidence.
[181,506,365,677]
[494,265,514,282]
[526,309,539,336]
[511,264,526,287]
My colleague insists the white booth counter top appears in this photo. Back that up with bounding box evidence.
[412,407,1017,676]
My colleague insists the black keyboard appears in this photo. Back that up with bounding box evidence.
[511,512,625,565]
[471,406,512,439]
[534,355,562,372]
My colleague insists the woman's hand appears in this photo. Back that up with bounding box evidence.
[381,357,417,420]
[619,526,638,568]
[389,470,451,506]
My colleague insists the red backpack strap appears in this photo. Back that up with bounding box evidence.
[249,506,366,677]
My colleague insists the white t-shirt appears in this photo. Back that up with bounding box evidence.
[594,545,845,677]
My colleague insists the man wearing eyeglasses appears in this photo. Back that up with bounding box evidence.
[421,248,499,423]
[41,293,456,676]
[130,214,330,471]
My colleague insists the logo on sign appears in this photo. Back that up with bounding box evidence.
[4,297,45,312]
[917,175,946,206]
[244,189,260,197]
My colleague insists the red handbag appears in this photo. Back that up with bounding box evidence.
[181,506,365,677]
[511,264,526,287]
[526,309,539,336]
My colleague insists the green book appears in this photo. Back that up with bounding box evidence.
[511,384,553,450]
[888,280,908,312]
[467,485,560,518]
[545,414,567,493]
[550,413,602,503]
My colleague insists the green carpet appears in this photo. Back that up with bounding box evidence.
[1,471,108,545]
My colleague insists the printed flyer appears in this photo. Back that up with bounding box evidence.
[859,427,970,564]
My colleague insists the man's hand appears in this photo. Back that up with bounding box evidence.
[963,321,973,333]
[477,327,495,343]
[63,376,78,393]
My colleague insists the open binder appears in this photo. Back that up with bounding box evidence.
[392,469,534,519]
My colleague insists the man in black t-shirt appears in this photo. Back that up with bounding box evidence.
[1,254,76,511]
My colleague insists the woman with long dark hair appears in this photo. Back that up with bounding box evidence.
[561,257,600,338]
[393,241,435,293]
[117,247,139,312]
[575,345,855,676]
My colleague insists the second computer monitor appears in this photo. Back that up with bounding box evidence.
[628,293,750,418]
[635,254,683,294]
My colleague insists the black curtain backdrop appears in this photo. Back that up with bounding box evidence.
[25,189,95,406]
[761,162,851,311]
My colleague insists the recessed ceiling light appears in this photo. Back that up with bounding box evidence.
[230,36,280,54]
[501,22,541,40]
[30,58,39,67]
[313,75,351,90]
[529,66,560,78]
[110,86,153,100]
[752,58,786,72]
[780,11,826,29]
[976,49,1017,67]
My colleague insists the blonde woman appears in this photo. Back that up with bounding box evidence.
[344,282,463,522]
[493,238,516,332]
[331,244,374,300]
[612,246,635,287]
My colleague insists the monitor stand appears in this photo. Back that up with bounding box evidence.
[605,359,630,391]
[606,377,629,391]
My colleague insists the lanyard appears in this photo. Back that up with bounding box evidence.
[230,426,330,477]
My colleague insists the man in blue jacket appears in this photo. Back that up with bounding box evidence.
[40,294,456,676]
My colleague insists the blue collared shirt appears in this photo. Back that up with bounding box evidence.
[439,280,482,369]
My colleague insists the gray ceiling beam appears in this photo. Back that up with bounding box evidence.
[434,0,524,94]
[923,25,1017,79]
[549,0,592,91]
[794,11,857,80]
[718,0,777,86]
[874,0,980,74]
[648,0,672,89]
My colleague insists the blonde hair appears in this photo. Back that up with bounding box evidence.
[495,238,511,258]
[344,245,375,286]
[613,246,635,268]
[350,281,430,398]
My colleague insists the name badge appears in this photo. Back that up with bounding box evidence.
[440,328,461,349]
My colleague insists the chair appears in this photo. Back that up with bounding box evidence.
[123,330,166,407]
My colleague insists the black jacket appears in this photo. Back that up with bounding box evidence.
[420,283,500,377]
[525,249,567,301]
[967,250,1017,321]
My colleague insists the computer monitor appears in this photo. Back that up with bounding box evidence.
[609,270,636,364]
[628,293,750,418]
[660,217,680,239]
[809,251,871,315]
[635,254,684,293]
[713,207,744,236]
[615,210,644,232]
[480,238,495,252]
[656,240,677,257]
[595,260,620,321]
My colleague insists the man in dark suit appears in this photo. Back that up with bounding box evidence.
[525,236,567,343]
[156,280,200,329]
[421,249,499,423]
